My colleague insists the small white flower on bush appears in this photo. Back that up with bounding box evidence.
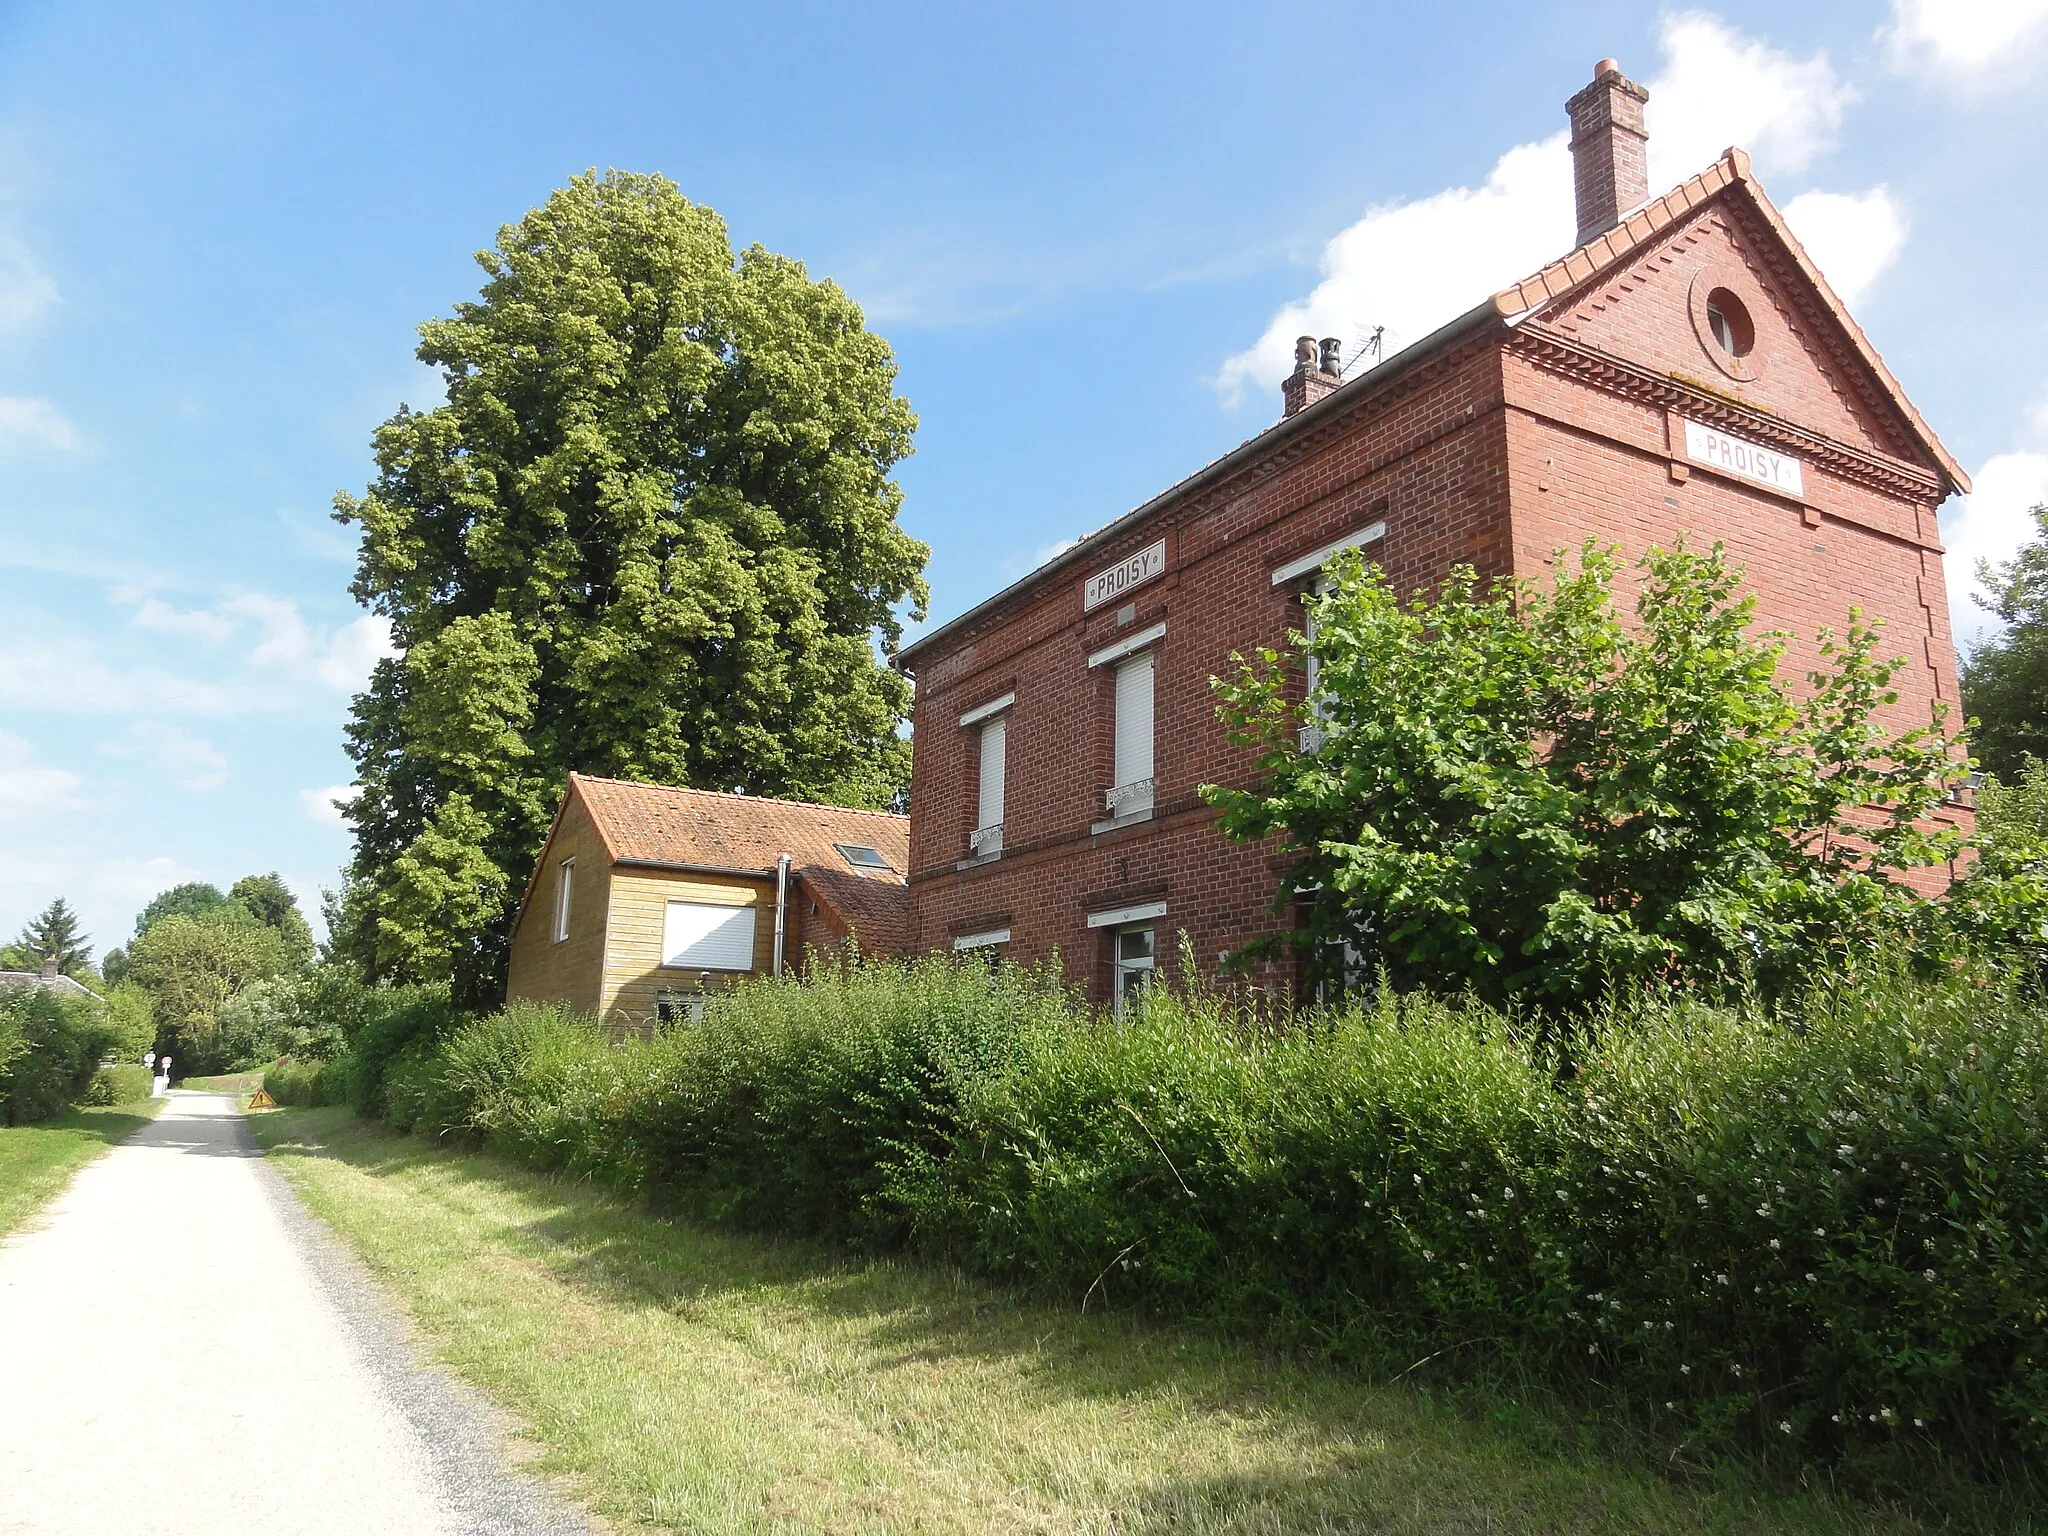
[1923,1268,1936,1281]
[1588,1344,1598,1354]
[1814,1228,1827,1237]
[1715,1273,1729,1285]
[1806,1272,1818,1282]
[1769,1238,1781,1250]
[1680,1364,1692,1375]
[1779,1421,1792,1434]
[1695,1194,1708,1206]
[1421,1249,1433,1261]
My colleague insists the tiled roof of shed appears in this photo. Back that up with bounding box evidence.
[568,774,910,956]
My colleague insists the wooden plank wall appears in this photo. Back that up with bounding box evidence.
[602,869,776,1028]
[504,793,614,1014]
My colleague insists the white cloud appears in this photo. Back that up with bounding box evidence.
[222,594,394,690]
[0,732,84,820]
[0,396,77,456]
[132,597,235,645]
[299,783,358,827]
[1884,0,2048,80]
[0,640,244,715]
[1217,14,1859,403]
[121,721,228,792]
[1782,187,1909,305]
[1942,438,2048,651]
[0,236,58,332]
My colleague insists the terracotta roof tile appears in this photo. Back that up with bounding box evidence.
[567,774,909,955]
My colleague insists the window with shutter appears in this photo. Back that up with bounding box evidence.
[973,715,1006,855]
[661,901,758,971]
[551,860,574,943]
[1109,652,1155,817]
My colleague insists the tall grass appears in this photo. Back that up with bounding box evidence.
[345,954,2048,1497]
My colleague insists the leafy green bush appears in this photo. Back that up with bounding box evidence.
[264,1056,342,1108]
[83,1063,155,1105]
[0,987,111,1124]
[333,983,461,1118]
[1206,544,1963,1009]
[365,957,2048,1493]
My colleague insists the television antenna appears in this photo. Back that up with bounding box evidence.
[1344,326,1385,375]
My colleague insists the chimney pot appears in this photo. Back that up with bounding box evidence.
[1282,334,1341,418]
[1318,337,1344,377]
[1565,58,1650,248]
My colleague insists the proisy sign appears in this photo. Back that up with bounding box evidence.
[1082,539,1166,611]
[1682,420,1805,498]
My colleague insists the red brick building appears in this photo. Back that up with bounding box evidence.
[892,61,1972,1007]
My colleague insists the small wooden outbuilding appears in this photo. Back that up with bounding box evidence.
[505,774,908,1029]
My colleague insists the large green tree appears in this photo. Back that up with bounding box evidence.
[228,873,316,966]
[332,171,929,1003]
[1960,502,2048,777]
[1205,544,1963,1010]
[2,897,92,981]
[122,911,296,1061]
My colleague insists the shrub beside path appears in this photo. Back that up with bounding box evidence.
[0,1092,587,1536]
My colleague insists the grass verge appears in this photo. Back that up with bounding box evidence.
[251,1105,1941,1536]
[0,1097,167,1235]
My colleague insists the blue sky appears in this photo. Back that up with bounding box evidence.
[2,0,2045,958]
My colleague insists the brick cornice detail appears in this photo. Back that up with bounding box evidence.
[1507,329,1945,504]
[917,334,1501,677]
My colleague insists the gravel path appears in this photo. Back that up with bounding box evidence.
[0,1092,590,1536]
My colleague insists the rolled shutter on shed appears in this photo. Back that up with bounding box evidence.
[662,900,758,971]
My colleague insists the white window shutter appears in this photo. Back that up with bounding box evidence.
[976,716,1006,852]
[1112,653,1155,814]
[662,901,759,971]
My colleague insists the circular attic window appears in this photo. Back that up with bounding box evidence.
[1705,288,1755,359]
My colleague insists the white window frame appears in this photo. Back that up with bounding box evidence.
[968,701,1010,857]
[952,927,1011,951]
[551,859,574,943]
[1111,923,1156,1014]
[1105,650,1156,821]
[1274,522,1386,753]
[1268,520,1386,587]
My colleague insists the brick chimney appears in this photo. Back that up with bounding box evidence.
[1281,335,1343,418]
[1565,58,1650,248]
[39,952,57,983]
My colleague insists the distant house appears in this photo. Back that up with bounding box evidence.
[505,774,909,1028]
[0,955,99,1003]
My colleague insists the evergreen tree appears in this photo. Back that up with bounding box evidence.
[332,170,928,1004]
[8,897,92,979]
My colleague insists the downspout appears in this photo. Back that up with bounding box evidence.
[772,853,791,979]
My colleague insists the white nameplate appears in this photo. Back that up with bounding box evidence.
[1683,420,1804,497]
[1082,539,1166,611]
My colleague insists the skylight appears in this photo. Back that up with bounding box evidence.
[834,842,894,873]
